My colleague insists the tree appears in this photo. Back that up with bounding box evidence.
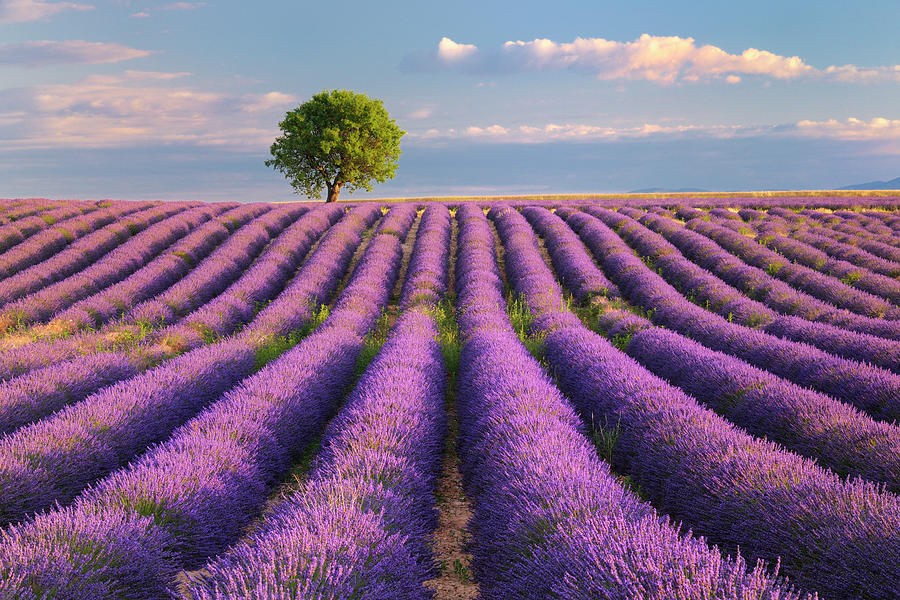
[265,89,405,202]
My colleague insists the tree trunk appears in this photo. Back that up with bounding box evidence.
[325,182,342,203]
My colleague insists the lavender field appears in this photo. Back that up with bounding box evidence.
[1,196,900,599]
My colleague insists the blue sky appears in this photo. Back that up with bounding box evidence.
[1,0,898,200]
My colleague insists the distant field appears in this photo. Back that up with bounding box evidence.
[0,196,899,599]
[350,187,900,205]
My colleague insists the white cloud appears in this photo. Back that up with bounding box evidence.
[437,37,477,63]
[0,72,297,150]
[407,107,433,120]
[0,0,92,23]
[794,117,900,140]
[128,2,206,18]
[409,34,900,85]
[0,40,152,67]
[823,64,900,83]
[406,117,900,146]
[122,70,191,80]
[161,1,206,9]
[240,91,298,113]
[409,121,720,143]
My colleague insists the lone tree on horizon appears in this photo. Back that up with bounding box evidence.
[266,89,405,202]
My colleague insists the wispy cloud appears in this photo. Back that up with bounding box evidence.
[404,34,900,85]
[822,64,900,83]
[794,117,900,140]
[161,2,206,9]
[0,71,297,150]
[0,0,92,23]
[407,117,900,147]
[406,106,434,120]
[129,2,205,18]
[409,121,731,143]
[0,40,152,67]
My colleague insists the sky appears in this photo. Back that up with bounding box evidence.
[0,0,898,201]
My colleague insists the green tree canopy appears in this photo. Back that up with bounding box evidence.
[265,89,405,202]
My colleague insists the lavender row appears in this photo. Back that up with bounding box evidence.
[625,325,900,491]
[0,205,364,431]
[750,210,900,274]
[0,200,99,254]
[599,207,900,371]
[457,204,800,600]
[709,206,900,276]
[787,227,900,277]
[0,207,342,434]
[0,208,387,525]
[862,209,900,230]
[0,353,142,436]
[399,205,452,309]
[560,208,900,425]
[806,219,900,263]
[309,203,417,336]
[0,203,188,306]
[520,206,619,302]
[0,206,415,597]
[0,201,64,226]
[0,201,156,285]
[0,198,31,213]
[759,231,900,305]
[628,208,900,340]
[687,218,899,318]
[126,203,312,327]
[53,203,269,332]
[185,311,446,598]
[184,209,448,596]
[0,207,352,455]
[825,218,900,247]
[0,204,226,331]
[673,205,709,221]
[690,208,900,315]
[523,205,900,491]
[492,205,900,599]
[829,209,896,235]
[173,203,381,347]
[764,208,900,264]
[546,325,899,600]
[0,204,346,381]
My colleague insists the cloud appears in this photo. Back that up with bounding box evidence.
[406,117,900,147]
[405,34,900,85]
[161,2,206,9]
[128,2,206,18]
[122,70,191,80]
[408,121,730,144]
[240,91,298,113]
[793,117,900,140]
[823,64,900,83]
[0,40,153,67]
[437,37,477,63]
[0,0,92,23]
[0,72,297,150]
[406,107,433,120]
[464,124,509,136]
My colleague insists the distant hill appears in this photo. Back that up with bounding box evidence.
[840,177,900,190]
[628,187,710,194]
